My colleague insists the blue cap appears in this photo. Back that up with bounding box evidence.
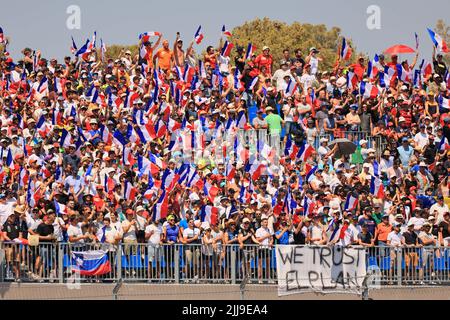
[350,104,359,110]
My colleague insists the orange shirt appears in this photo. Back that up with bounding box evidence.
[376,223,392,242]
[155,48,173,71]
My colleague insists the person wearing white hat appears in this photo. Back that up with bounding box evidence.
[317,138,330,158]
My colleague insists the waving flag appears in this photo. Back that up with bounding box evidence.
[201,205,219,225]
[419,59,433,78]
[70,36,77,54]
[359,81,379,99]
[415,32,419,50]
[346,71,358,90]
[370,176,385,198]
[100,38,107,62]
[60,129,72,148]
[245,43,256,60]
[305,165,318,183]
[427,28,449,53]
[438,136,450,152]
[396,64,412,83]
[221,41,234,57]
[344,192,359,211]
[340,38,353,61]
[75,39,90,56]
[71,250,111,276]
[153,189,168,221]
[123,181,137,201]
[54,200,68,216]
[297,143,315,161]
[285,78,297,96]
[245,159,266,181]
[438,96,449,110]
[367,54,380,79]
[139,31,161,43]
[19,167,28,187]
[112,130,128,147]
[222,25,233,38]
[248,77,259,91]
[194,26,204,44]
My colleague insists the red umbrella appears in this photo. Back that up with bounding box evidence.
[384,44,416,55]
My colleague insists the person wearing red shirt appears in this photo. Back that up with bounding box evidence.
[349,56,367,81]
[255,46,274,76]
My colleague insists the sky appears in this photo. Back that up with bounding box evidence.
[0,0,448,62]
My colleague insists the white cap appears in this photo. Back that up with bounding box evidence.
[367,148,376,153]
[363,163,371,168]
[400,85,408,91]
[399,117,406,122]
[360,139,368,145]
[419,161,427,167]
[320,138,328,143]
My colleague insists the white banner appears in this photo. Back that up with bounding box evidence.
[276,245,367,296]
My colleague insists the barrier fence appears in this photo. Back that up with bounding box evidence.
[1,242,450,286]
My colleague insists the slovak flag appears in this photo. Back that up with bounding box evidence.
[427,28,449,53]
[222,25,233,38]
[123,181,137,201]
[71,250,112,276]
[359,81,378,99]
[297,143,315,161]
[370,176,385,198]
[201,205,219,226]
[344,192,359,211]
[221,41,234,57]
[285,78,297,96]
[245,43,256,60]
[139,31,161,43]
[340,38,353,61]
[194,26,204,44]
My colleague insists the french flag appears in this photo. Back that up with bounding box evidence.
[346,71,358,90]
[340,38,352,61]
[370,176,385,198]
[226,163,236,181]
[149,153,165,172]
[367,54,380,79]
[373,160,380,177]
[379,71,391,88]
[396,64,412,83]
[285,78,297,96]
[427,28,449,53]
[153,189,168,221]
[245,43,256,60]
[248,77,259,91]
[60,129,72,148]
[297,143,315,161]
[139,31,161,43]
[199,60,207,78]
[70,36,77,54]
[438,136,450,152]
[112,130,128,147]
[419,59,433,78]
[37,76,49,94]
[305,165,318,183]
[245,160,266,181]
[221,41,234,57]
[239,185,251,204]
[123,181,137,201]
[71,250,112,276]
[344,193,359,211]
[201,205,219,226]
[222,25,233,38]
[194,26,204,44]
[359,81,378,99]
[104,174,115,193]
[19,167,28,187]
[54,199,68,216]
[203,180,220,202]
[75,39,90,57]
[6,149,14,170]
[302,196,313,217]
[284,136,300,160]
[122,146,135,166]
[438,96,449,110]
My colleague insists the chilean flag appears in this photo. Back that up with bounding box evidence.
[344,193,359,211]
[427,28,449,53]
[340,38,352,61]
[245,43,256,60]
[71,250,112,276]
[139,31,161,43]
[123,181,137,201]
[201,205,219,225]
[297,143,315,161]
[222,25,233,38]
[359,81,378,99]
[370,176,385,198]
[194,26,204,44]
[221,41,234,57]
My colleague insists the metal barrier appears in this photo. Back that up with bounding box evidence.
[1,242,449,286]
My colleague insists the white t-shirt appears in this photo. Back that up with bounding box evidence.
[122,220,137,241]
[387,231,403,246]
[68,224,84,243]
[255,227,272,248]
[414,132,429,149]
[0,202,15,226]
[145,223,162,245]
[183,227,200,242]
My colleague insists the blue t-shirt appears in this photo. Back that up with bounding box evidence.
[358,217,376,235]
[179,219,188,230]
[275,230,290,245]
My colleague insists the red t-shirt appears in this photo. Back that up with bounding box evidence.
[255,54,273,75]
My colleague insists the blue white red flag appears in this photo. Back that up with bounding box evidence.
[71,250,111,276]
